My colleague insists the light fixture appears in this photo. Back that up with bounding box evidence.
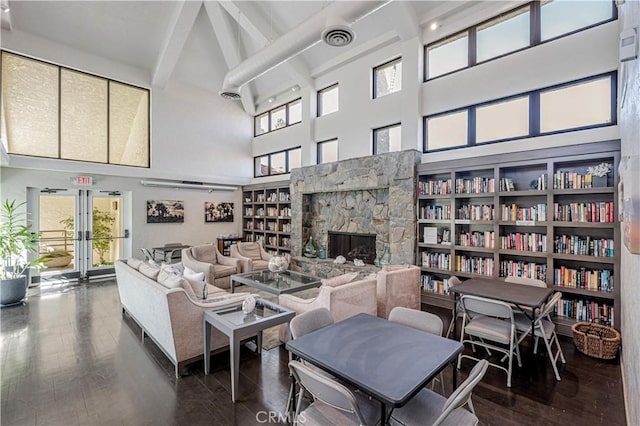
[140,179,236,192]
[291,84,300,92]
[430,22,439,31]
[267,96,275,103]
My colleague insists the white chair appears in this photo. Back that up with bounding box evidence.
[389,359,489,426]
[513,292,566,381]
[445,276,463,338]
[389,307,446,394]
[504,276,547,288]
[458,295,521,388]
[289,360,379,426]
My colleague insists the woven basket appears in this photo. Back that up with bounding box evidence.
[572,321,620,360]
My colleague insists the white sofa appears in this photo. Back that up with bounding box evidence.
[115,260,248,377]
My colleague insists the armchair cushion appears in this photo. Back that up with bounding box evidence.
[192,244,217,264]
[239,243,262,260]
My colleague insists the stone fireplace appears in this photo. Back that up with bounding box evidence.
[290,150,420,265]
[328,231,376,264]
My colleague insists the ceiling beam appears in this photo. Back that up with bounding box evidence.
[218,1,314,89]
[387,1,419,40]
[152,0,202,87]
[203,1,255,115]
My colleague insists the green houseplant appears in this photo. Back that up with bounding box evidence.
[0,200,47,306]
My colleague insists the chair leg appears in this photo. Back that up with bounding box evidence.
[467,397,476,415]
[542,333,562,381]
[534,335,540,354]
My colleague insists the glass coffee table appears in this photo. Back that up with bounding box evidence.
[230,270,322,295]
[204,298,294,402]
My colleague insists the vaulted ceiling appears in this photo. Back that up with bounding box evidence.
[1,1,489,114]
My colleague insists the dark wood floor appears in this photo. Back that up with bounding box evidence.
[1,280,626,425]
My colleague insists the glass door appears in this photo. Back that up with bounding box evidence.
[37,189,127,281]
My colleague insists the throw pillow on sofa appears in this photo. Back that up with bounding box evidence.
[139,262,161,280]
[127,258,144,270]
[321,272,359,288]
[184,266,207,299]
[157,270,184,289]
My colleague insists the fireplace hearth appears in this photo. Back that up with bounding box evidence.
[328,231,376,264]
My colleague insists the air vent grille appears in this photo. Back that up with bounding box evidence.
[322,25,355,47]
[219,91,241,100]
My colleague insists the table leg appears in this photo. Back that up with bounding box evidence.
[452,359,458,389]
[256,331,263,354]
[452,293,458,338]
[230,279,235,293]
[380,402,387,426]
[204,321,211,375]
[230,334,240,403]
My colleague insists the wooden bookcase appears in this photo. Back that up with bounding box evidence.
[217,237,244,256]
[416,142,621,336]
[242,182,291,255]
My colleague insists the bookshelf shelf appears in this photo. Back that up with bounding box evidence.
[242,182,291,255]
[416,143,621,335]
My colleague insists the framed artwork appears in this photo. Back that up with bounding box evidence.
[205,202,234,223]
[147,200,184,223]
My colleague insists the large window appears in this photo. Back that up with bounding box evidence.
[424,72,616,152]
[373,123,402,154]
[253,147,301,177]
[374,58,402,99]
[318,84,339,117]
[317,139,338,164]
[253,98,302,137]
[424,1,615,80]
[1,51,149,167]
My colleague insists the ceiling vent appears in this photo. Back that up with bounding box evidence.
[322,25,355,47]
[219,90,241,100]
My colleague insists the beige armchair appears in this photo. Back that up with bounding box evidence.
[230,242,273,273]
[376,264,421,319]
[181,244,240,289]
[277,277,377,342]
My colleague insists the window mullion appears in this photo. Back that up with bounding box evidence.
[530,92,540,137]
[468,29,477,67]
[530,1,541,46]
[468,107,476,146]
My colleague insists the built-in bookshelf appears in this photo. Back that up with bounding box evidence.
[242,182,291,255]
[416,142,621,335]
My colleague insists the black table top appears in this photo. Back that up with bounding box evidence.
[450,277,553,308]
[285,313,463,407]
[150,245,191,253]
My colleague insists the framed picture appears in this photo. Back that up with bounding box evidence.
[205,202,234,223]
[147,200,184,223]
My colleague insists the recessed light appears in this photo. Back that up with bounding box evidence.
[267,97,275,103]
[430,22,439,31]
[291,84,300,92]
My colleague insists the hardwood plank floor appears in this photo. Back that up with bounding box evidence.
[1,280,626,425]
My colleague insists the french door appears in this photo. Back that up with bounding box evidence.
[37,189,128,281]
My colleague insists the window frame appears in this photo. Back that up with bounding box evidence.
[372,123,402,155]
[253,97,303,137]
[1,50,150,168]
[373,57,403,99]
[317,138,338,165]
[317,83,339,117]
[424,1,616,82]
[252,146,302,178]
[423,71,617,153]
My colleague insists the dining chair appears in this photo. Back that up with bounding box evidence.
[285,308,335,414]
[445,276,463,338]
[504,276,547,315]
[512,291,566,381]
[289,360,379,426]
[458,295,521,388]
[140,248,155,262]
[389,359,489,426]
[389,307,446,394]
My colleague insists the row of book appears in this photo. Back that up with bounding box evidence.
[499,232,547,252]
[455,255,494,275]
[553,235,614,257]
[419,205,451,220]
[244,221,254,230]
[421,275,454,295]
[419,179,452,195]
[499,261,547,281]
[281,237,290,248]
[266,207,279,216]
[458,231,494,248]
[455,177,496,194]
[421,252,451,270]
[553,201,615,223]
[457,204,495,221]
[553,298,614,326]
[553,171,602,189]
[499,203,547,222]
[554,267,614,292]
[266,236,278,246]
[280,207,292,216]
[281,223,292,233]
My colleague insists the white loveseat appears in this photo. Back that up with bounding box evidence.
[115,260,248,377]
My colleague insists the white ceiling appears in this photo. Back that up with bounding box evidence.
[1,0,486,113]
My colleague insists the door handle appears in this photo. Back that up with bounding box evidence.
[77,231,83,241]
[85,230,91,241]
[124,229,130,238]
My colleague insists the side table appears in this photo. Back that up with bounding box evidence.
[203,298,295,402]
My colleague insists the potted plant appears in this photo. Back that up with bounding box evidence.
[42,249,73,268]
[587,162,612,188]
[0,200,48,306]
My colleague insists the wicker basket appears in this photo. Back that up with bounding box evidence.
[572,321,621,360]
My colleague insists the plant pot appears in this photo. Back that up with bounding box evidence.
[0,276,28,306]
[592,175,608,188]
[43,255,72,268]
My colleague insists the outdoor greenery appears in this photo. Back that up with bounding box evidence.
[61,208,116,266]
[0,200,48,280]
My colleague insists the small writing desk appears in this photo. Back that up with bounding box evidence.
[286,313,463,425]
[150,245,190,263]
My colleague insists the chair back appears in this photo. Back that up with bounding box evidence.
[448,276,462,288]
[164,242,184,247]
[389,307,443,336]
[140,248,154,262]
[289,360,366,422]
[539,291,563,319]
[461,295,513,320]
[505,276,546,288]
[290,308,334,340]
[435,359,489,425]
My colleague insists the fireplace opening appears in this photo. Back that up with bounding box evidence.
[328,231,376,264]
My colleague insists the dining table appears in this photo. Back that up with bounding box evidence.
[285,313,464,425]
